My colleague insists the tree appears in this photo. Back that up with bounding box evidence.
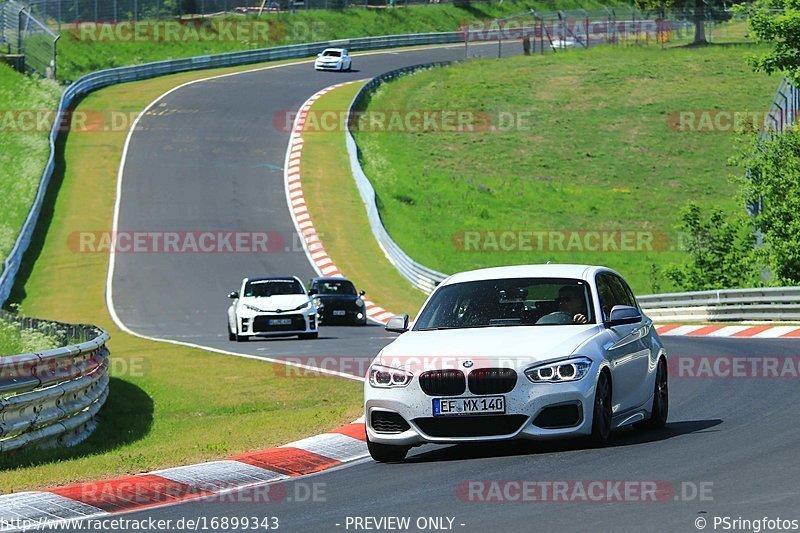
[740,0,800,83]
[733,127,800,284]
[635,0,734,45]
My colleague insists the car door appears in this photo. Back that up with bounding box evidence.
[597,273,649,415]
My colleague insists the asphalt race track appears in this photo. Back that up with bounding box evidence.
[105,42,800,532]
[111,42,517,374]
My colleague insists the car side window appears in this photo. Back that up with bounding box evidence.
[615,276,639,309]
[608,275,636,308]
[596,274,619,322]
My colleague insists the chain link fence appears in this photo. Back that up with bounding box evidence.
[0,0,59,76]
[24,0,498,28]
[462,5,750,58]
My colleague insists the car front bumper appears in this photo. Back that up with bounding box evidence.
[364,373,597,445]
[238,312,317,337]
[315,61,342,70]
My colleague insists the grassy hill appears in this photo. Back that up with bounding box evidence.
[353,44,776,292]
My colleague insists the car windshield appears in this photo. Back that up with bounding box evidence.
[316,280,357,295]
[414,277,595,330]
[244,279,305,297]
[322,50,341,57]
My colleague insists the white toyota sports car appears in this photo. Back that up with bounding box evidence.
[227,276,318,341]
[364,264,668,462]
[314,48,352,71]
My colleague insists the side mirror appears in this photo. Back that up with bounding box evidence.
[308,288,318,295]
[359,290,365,296]
[228,291,239,299]
[385,314,409,333]
[606,305,642,327]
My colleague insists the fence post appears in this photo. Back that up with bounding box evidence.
[17,6,24,55]
[53,33,59,79]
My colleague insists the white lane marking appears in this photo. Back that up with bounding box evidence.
[280,433,368,462]
[658,325,704,336]
[754,325,800,338]
[707,325,752,337]
[153,460,288,491]
[0,492,106,522]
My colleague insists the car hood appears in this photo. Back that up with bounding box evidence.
[376,325,601,372]
[238,295,309,312]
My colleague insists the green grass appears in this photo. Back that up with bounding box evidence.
[0,317,61,356]
[353,44,777,293]
[0,65,61,266]
[1,61,363,493]
[56,0,622,80]
[300,82,428,317]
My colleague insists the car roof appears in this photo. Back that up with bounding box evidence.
[245,276,300,283]
[322,47,346,52]
[311,276,351,282]
[440,264,616,286]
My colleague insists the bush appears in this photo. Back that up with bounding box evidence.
[665,203,760,291]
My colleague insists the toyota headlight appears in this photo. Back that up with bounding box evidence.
[525,357,592,383]
[368,364,412,388]
[243,304,263,313]
[298,300,312,310]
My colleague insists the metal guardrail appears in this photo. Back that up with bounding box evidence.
[0,311,109,451]
[0,31,470,307]
[638,287,800,322]
[346,62,450,294]
[762,76,798,138]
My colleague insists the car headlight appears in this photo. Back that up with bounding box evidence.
[298,300,312,310]
[355,298,364,307]
[368,364,412,388]
[313,297,322,307]
[525,357,592,383]
[243,304,263,313]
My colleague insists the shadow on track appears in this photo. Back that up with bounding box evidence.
[404,419,722,463]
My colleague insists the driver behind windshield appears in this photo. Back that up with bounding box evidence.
[558,285,588,324]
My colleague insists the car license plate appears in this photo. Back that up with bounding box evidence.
[268,318,292,326]
[332,310,346,316]
[433,396,505,416]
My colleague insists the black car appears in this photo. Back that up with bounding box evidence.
[309,277,367,326]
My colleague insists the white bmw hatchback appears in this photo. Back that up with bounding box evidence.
[364,264,668,462]
[227,276,318,341]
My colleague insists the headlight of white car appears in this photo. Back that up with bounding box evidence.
[368,364,413,388]
[525,357,592,383]
[298,300,312,310]
[243,304,263,313]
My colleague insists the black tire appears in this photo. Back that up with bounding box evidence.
[228,324,236,341]
[641,358,668,429]
[367,435,409,463]
[299,332,319,340]
[235,333,249,342]
[590,370,612,447]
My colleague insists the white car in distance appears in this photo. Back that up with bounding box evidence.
[227,276,318,341]
[314,48,352,71]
